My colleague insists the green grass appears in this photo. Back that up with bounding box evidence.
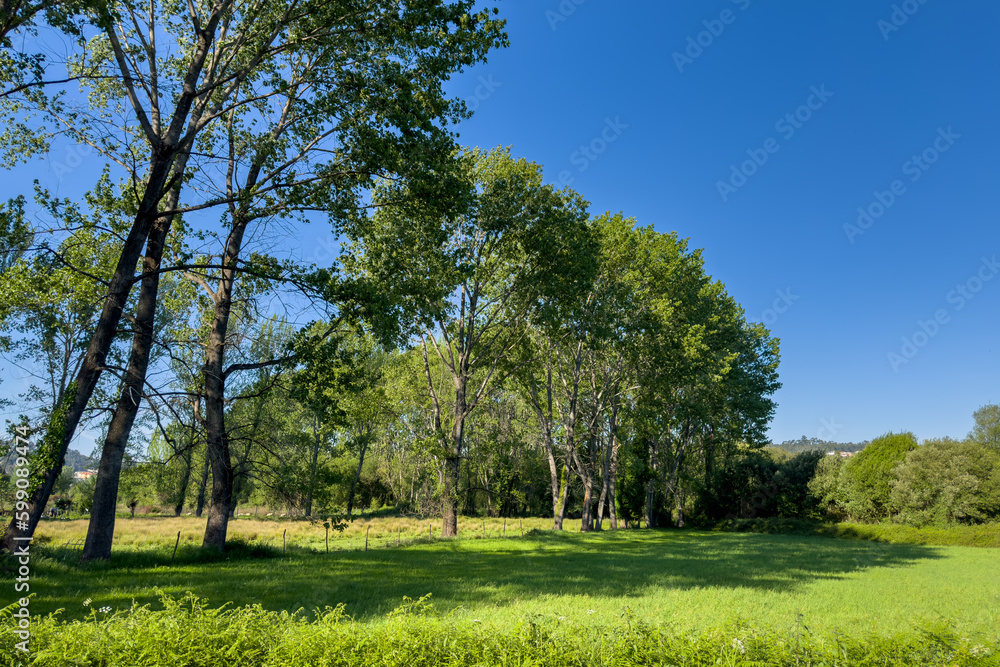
[20,526,1000,641]
[712,517,1000,548]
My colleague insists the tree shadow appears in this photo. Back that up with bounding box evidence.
[31,529,943,620]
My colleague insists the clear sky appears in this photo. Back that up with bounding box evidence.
[440,0,1000,444]
[5,1,999,452]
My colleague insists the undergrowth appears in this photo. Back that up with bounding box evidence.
[1,592,997,667]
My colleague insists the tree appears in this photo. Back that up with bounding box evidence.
[355,147,595,536]
[840,431,918,521]
[889,438,1000,526]
[63,0,507,557]
[970,404,1000,450]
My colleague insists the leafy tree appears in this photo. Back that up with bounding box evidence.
[807,454,847,519]
[970,404,1000,450]
[840,431,918,521]
[889,438,1000,526]
[356,147,594,537]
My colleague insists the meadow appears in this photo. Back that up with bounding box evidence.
[4,517,999,665]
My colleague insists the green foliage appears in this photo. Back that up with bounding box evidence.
[69,474,97,512]
[971,404,1000,450]
[775,435,868,454]
[28,382,75,495]
[52,465,75,496]
[808,454,847,519]
[889,438,1000,526]
[840,431,919,521]
[1,594,994,667]
[697,449,823,521]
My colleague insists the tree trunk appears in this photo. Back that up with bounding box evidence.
[596,442,611,530]
[0,6,234,552]
[442,455,460,537]
[200,212,251,551]
[441,363,467,538]
[554,464,571,529]
[346,440,368,519]
[1,149,180,554]
[174,449,192,517]
[580,474,594,532]
[82,194,179,561]
[305,418,321,518]
[195,451,210,518]
[607,434,621,530]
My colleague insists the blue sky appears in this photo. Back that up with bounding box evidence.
[442,0,1000,444]
[5,1,998,452]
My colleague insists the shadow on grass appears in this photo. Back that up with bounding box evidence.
[27,529,943,621]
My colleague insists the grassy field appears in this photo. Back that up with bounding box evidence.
[22,517,1000,642]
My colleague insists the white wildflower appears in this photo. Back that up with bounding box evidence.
[99,606,111,613]
[472,619,481,624]
[82,598,92,607]
[732,638,746,655]
[558,616,566,621]
[587,609,596,615]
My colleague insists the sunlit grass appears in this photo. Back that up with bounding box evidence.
[34,514,563,552]
[23,519,1000,642]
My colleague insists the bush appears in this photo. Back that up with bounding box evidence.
[889,438,1000,526]
[840,432,918,521]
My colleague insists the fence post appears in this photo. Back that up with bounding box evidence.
[397,524,401,547]
[503,518,506,537]
[172,531,181,560]
[325,524,329,554]
[283,529,287,554]
[365,525,370,552]
[428,523,431,540]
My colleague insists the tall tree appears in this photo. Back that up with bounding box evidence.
[355,147,595,536]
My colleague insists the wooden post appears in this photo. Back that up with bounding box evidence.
[503,518,506,537]
[520,519,523,536]
[482,519,486,538]
[283,529,287,554]
[172,531,181,559]
[428,523,431,540]
[365,525,370,552]
[325,524,329,554]
[397,524,401,547]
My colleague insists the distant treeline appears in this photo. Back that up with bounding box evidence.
[773,436,868,454]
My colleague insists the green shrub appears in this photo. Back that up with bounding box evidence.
[841,431,918,521]
[889,438,1000,526]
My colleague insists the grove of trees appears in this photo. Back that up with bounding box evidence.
[1,1,997,564]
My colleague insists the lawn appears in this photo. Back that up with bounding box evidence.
[24,517,1000,641]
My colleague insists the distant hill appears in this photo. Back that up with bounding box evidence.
[64,448,96,472]
[2,447,94,475]
[773,436,868,454]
